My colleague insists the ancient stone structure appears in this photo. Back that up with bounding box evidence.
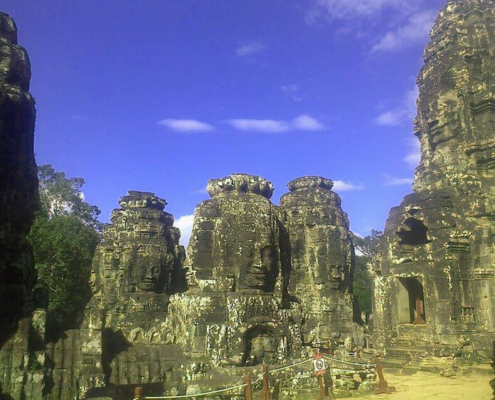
[45,191,186,400]
[177,174,297,368]
[159,174,366,397]
[372,0,495,369]
[41,175,368,399]
[280,177,358,348]
[0,11,44,400]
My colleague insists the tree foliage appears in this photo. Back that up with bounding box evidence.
[352,230,383,318]
[37,164,101,230]
[29,165,101,331]
[353,229,383,259]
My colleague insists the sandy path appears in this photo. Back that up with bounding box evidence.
[350,370,492,400]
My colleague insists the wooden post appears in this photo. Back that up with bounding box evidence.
[317,374,330,400]
[134,386,144,400]
[244,375,253,400]
[262,364,270,400]
[375,357,396,395]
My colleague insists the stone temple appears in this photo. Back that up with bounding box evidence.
[31,174,366,399]
[372,0,495,369]
[0,11,44,400]
[2,0,495,398]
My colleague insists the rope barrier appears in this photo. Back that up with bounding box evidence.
[135,382,247,399]
[133,355,377,399]
[252,373,265,385]
[323,355,375,368]
[329,367,371,374]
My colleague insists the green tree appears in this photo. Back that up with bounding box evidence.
[352,230,383,318]
[29,165,101,332]
[37,164,101,230]
[353,229,382,259]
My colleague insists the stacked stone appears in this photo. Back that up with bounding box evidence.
[280,177,358,347]
[0,11,43,400]
[40,175,370,399]
[373,0,495,368]
[46,191,186,399]
[176,174,296,367]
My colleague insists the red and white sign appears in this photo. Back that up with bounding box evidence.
[313,353,327,376]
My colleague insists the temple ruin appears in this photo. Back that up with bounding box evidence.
[0,11,44,400]
[2,0,495,398]
[18,173,366,399]
[372,0,495,370]
[56,174,364,399]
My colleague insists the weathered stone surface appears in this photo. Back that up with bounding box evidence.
[373,0,495,369]
[280,176,359,346]
[179,174,297,367]
[188,173,284,294]
[45,191,186,399]
[0,11,43,400]
[164,174,366,389]
[0,10,38,333]
[40,176,372,399]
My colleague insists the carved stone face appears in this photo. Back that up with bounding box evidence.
[425,91,462,148]
[119,247,164,293]
[236,225,277,292]
[133,251,164,292]
[139,264,162,292]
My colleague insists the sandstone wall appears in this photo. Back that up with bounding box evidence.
[0,11,42,400]
[373,0,495,367]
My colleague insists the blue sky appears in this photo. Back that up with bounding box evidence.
[3,0,446,245]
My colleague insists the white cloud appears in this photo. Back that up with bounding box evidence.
[383,174,413,186]
[404,138,420,167]
[226,119,290,133]
[307,1,441,54]
[281,84,298,94]
[281,84,302,102]
[158,119,214,132]
[226,114,325,133]
[374,110,407,126]
[236,41,266,57]
[307,0,404,22]
[333,180,364,191]
[372,10,436,53]
[174,214,194,247]
[374,85,418,126]
[292,115,325,131]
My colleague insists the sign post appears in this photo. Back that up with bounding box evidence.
[313,353,330,399]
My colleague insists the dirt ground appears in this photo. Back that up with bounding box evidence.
[351,369,493,400]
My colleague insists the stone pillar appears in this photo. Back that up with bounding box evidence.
[71,191,186,398]
[374,0,495,364]
[0,11,42,399]
[280,176,357,346]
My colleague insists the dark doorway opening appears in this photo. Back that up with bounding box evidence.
[398,277,426,324]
